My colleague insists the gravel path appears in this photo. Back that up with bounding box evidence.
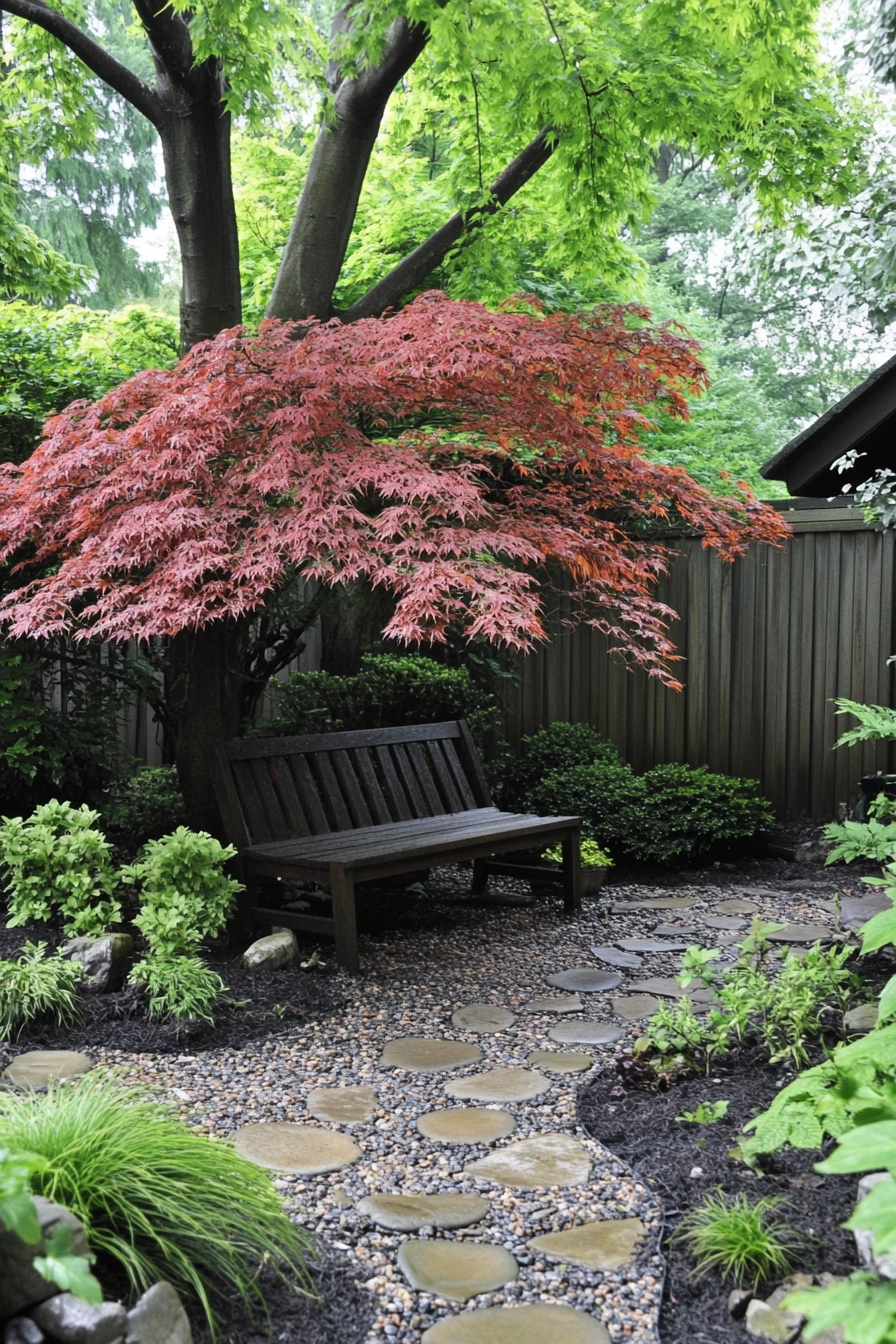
[82,862,850,1343]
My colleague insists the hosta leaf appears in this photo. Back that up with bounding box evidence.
[818,1122,896,1175]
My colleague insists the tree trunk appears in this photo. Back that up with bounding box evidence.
[319,582,396,676]
[156,63,242,351]
[165,619,249,836]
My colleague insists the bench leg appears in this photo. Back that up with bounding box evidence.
[471,858,489,895]
[561,826,582,914]
[329,862,359,974]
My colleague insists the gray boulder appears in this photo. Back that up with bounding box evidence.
[31,1295,126,1344]
[855,1172,896,1278]
[61,935,133,993]
[125,1282,191,1344]
[0,1199,89,1318]
[241,930,298,971]
[5,1320,46,1344]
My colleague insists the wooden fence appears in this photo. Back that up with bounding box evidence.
[502,500,896,820]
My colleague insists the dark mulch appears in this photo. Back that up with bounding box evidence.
[578,1049,862,1344]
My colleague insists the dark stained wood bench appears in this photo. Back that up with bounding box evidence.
[208,720,581,973]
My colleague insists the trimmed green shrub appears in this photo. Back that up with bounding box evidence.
[0,1075,313,1327]
[130,954,226,1026]
[0,800,121,935]
[625,763,773,865]
[526,761,640,851]
[0,942,84,1038]
[121,828,242,958]
[98,767,186,856]
[503,721,623,809]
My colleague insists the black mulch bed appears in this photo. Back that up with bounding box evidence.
[579,1048,863,1344]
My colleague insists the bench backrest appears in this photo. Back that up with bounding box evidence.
[208,720,493,849]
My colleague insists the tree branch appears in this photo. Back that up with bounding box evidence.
[0,0,162,125]
[129,0,196,88]
[344,127,558,322]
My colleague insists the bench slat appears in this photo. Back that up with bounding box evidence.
[249,758,291,840]
[331,749,374,829]
[289,754,331,833]
[233,761,274,843]
[390,742,430,818]
[353,747,394,825]
[269,757,311,837]
[376,744,413,821]
[243,807,505,856]
[313,752,354,831]
[427,739,464,812]
[220,720,465,760]
[441,737,478,810]
[407,741,445,815]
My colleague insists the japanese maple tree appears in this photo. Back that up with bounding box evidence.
[0,293,787,825]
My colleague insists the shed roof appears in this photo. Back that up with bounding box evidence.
[760,353,896,497]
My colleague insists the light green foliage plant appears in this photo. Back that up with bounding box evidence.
[823,818,896,865]
[676,1100,730,1125]
[0,942,84,1039]
[129,955,227,1027]
[0,1146,101,1305]
[0,800,120,936]
[542,839,613,870]
[122,828,242,958]
[0,1075,313,1327]
[672,1190,808,1289]
[833,698,896,750]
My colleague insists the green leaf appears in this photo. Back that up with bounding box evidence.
[818,1122,896,1175]
[845,1179,896,1256]
[33,1225,102,1305]
[787,1276,896,1344]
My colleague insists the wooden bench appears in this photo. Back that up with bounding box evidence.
[208,720,582,973]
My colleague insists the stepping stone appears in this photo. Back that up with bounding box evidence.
[422,1304,610,1343]
[545,968,623,993]
[528,1216,646,1270]
[465,1133,592,1189]
[717,899,759,915]
[307,1085,377,1123]
[547,1021,624,1046]
[704,914,745,930]
[612,994,660,1021]
[652,924,697,938]
[591,946,644,969]
[523,995,583,1013]
[234,1122,361,1175]
[380,1038,482,1072]
[446,1068,550,1103]
[528,1049,594,1073]
[820,894,892,931]
[767,923,837,943]
[844,1002,879,1034]
[417,1108,517,1143]
[398,1240,518,1300]
[617,938,690,952]
[452,1004,517,1032]
[630,977,715,1000]
[611,896,697,911]
[357,1193,490,1231]
[2,1051,93,1090]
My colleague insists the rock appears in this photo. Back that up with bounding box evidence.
[397,1240,518,1300]
[445,1068,550,1103]
[651,925,698,938]
[803,1330,845,1344]
[628,977,714,1000]
[451,1004,517,1032]
[465,1133,592,1188]
[0,1199,89,1318]
[820,893,892,931]
[527,1050,594,1073]
[544,968,623,993]
[240,931,298,971]
[61,934,132,992]
[356,1193,489,1231]
[590,946,644,969]
[32,1295,127,1344]
[233,1122,362,1174]
[547,1021,624,1046]
[125,1282,192,1344]
[744,1300,804,1344]
[727,1288,753,1319]
[4,1319,46,1344]
[704,915,745,930]
[416,1108,516,1143]
[855,1172,896,1278]
[306,1085,377,1122]
[843,1002,879,1035]
[610,897,697,911]
[717,900,760,915]
[611,994,660,1021]
[379,1038,482,1072]
[527,1216,644,1269]
[616,939,690,953]
[766,924,836,944]
[795,839,828,864]
[522,996,583,1013]
[421,1303,610,1343]
[766,1273,813,1307]
[2,1052,93,1092]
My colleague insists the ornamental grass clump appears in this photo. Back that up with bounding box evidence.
[0,941,83,1038]
[0,1074,314,1328]
[672,1190,809,1289]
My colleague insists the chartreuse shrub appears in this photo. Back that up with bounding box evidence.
[0,1075,313,1328]
[543,838,613,869]
[0,942,84,1039]
[0,1145,101,1304]
[672,1190,808,1290]
[0,799,121,936]
[122,828,243,1025]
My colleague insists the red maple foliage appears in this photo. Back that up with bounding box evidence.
[0,292,787,686]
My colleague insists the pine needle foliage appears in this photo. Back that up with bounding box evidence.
[0,1075,314,1329]
[671,1190,809,1289]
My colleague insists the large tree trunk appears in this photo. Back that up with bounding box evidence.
[164,619,249,836]
[319,582,396,676]
[156,62,242,351]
